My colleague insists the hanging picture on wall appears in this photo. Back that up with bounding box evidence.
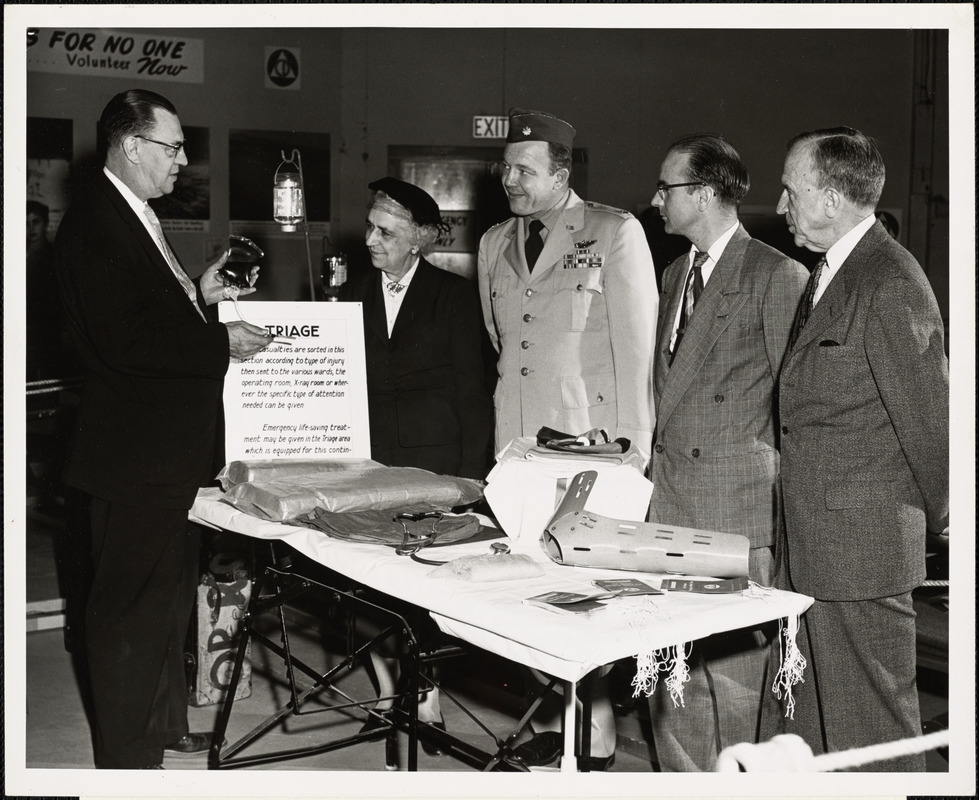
[26,116,73,238]
[151,125,211,233]
[229,129,330,236]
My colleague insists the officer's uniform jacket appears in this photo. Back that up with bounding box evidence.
[477,189,657,454]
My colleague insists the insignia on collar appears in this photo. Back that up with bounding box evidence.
[522,126,532,136]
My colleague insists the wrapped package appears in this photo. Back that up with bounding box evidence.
[218,460,484,521]
[218,458,381,488]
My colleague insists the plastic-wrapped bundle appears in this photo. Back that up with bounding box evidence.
[217,459,484,521]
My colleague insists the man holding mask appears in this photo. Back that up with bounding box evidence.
[56,89,271,769]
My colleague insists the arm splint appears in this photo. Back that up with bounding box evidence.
[541,471,750,578]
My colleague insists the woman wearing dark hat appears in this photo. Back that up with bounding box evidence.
[339,177,493,764]
[340,177,492,479]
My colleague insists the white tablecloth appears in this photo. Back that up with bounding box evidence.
[190,487,813,683]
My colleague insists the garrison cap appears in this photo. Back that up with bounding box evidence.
[506,108,576,149]
[368,177,443,227]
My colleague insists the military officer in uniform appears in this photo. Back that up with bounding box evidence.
[477,108,658,457]
[477,108,657,770]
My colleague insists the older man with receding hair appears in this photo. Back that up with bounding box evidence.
[767,127,948,771]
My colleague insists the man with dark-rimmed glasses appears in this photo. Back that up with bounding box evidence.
[645,134,807,771]
[55,88,271,769]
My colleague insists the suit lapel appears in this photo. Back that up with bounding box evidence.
[657,226,751,431]
[361,273,390,345]
[390,259,436,341]
[503,223,529,283]
[654,253,687,399]
[789,222,885,354]
[98,174,206,322]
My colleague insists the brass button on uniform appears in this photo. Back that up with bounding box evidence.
[521,340,530,349]
[691,448,700,457]
[523,313,533,323]
[525,288,534,297]
[576,284,583,291]
[520,367,529,376]
[597,394,604,402]
[714,394,724,403]
[654,444,664,454]
[781,425,789,435]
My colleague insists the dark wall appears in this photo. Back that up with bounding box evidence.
[27,27,942,305]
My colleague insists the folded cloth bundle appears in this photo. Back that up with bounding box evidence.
[291,507,483,547]
[218,460,484,521]
[428,553,544,582]
[534,426,631,456]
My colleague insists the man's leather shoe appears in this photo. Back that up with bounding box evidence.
[507,731,563,767]
[164,732,219,757]
[420,717,446,757]
[578,753,615,771]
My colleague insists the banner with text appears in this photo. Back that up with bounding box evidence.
[27,29,204,83]
[218,301,370,462]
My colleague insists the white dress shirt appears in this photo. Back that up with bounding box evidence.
[382,258,419,336]
[813,213,876,307]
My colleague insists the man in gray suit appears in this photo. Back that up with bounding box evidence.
[646,134,808,771]
[771,127,948,770]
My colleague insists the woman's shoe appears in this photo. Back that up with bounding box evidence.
[506,731,563,766]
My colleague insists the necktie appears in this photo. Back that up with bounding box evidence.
[386,281,406,294]
[786,256,826,351]
[669,249,709,364]
[143,204,205,320]
[525,219,545,273]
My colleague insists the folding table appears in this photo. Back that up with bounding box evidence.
[190,487,813,772]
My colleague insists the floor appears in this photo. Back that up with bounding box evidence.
[21,501,658,774]
[20,495,951,777]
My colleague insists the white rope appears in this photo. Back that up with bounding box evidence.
[716,730,950,772]
[814,729,949,771]
[919,579,949,588]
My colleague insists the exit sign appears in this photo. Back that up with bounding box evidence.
[472,116,509,139]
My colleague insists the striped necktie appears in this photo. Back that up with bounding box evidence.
[143,204,206,320]
[786,256,826,351]
[669,249,708,364]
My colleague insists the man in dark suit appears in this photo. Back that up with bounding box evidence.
[646,135,808,770]
[55,89,271,769]
[770,127,948,770]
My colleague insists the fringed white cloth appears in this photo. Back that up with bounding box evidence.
[623,581,805,714]
[631,642,692,706]
[771,613,806,718]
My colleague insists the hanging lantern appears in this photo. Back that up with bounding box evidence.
[273,151,304,232]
